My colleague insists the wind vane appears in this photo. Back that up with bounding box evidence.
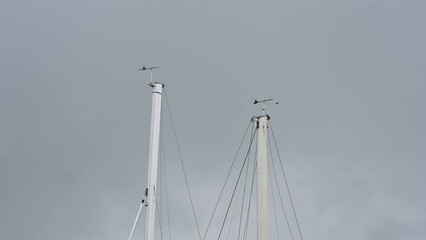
[140,66,160,84]
[253,98,279,115]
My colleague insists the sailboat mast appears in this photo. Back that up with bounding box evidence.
[256,114,268,240]
[145,82,164,240]
[253,98,275,240]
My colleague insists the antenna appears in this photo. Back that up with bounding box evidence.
[140,66,160,84]
[253,98,278,115]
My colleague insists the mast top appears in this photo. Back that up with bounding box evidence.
[253,98,278,115]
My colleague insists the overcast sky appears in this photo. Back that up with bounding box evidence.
[1,0,425,239]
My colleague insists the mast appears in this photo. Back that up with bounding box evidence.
[145,81,163,240]
[253,99,274,240]
[256,115,268,240]
[143,65,163,240]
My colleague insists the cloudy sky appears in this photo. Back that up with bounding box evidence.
[1,0,425,239]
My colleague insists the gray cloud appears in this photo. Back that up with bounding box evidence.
[1,0,425,239]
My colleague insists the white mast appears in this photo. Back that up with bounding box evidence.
[253,99,275,240]
[143,66,163,240]
[257,115,268,240]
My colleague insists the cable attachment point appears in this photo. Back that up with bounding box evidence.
[143,188,148,206]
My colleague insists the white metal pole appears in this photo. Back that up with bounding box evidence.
[257,115,268,240]
[145,82,164,240]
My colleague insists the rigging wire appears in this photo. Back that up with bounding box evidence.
[268,157,281,240]
[268,132,295,240]
[163,88,202,240]
[237,123,255,240]
[242,155,257,240]
[203,121,253,240]
[270,122,304,240]
[225,191,240,240]
[156,203,164,240]
[218,128,258,240]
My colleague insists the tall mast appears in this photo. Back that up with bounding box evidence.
[145,81,163,240]
[143,66,163,240]
[253,99,275,240]
[256,115,268,240]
